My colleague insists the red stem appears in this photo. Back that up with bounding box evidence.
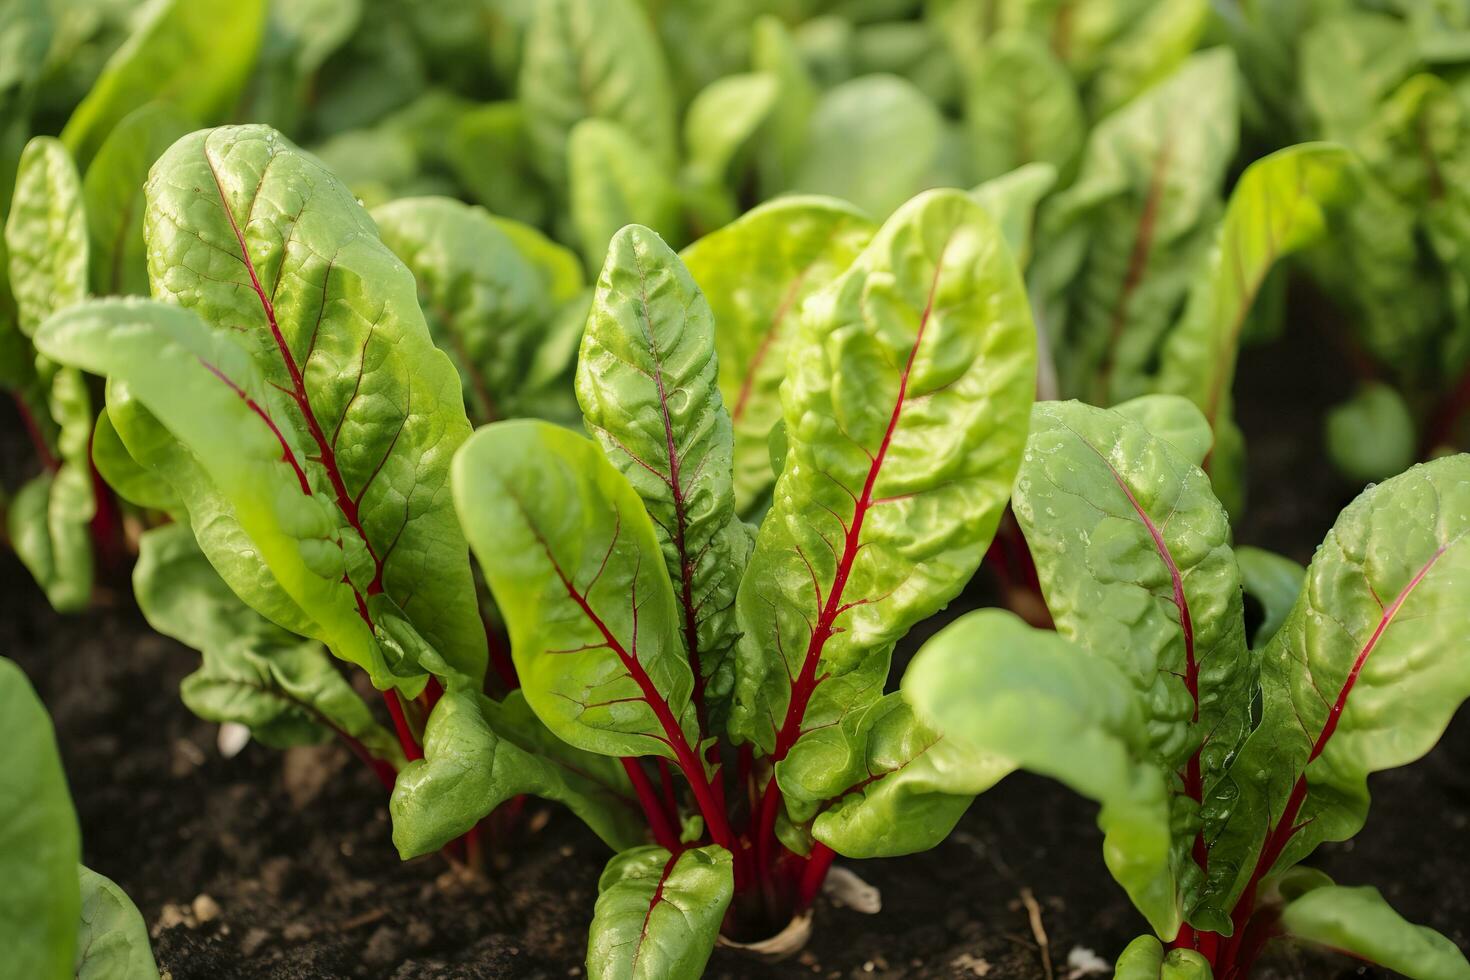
[797,843,836,908]
[622,758,681,852]
[382,690,423,762]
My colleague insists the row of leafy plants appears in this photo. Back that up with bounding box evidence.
[3,0,1470,978]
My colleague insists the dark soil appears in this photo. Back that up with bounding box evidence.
[6,298,1469,979]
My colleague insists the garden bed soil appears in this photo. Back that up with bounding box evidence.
[8,304,1469,979]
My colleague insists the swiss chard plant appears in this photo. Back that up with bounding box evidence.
[0,656,159,980]
[439,186,1037,974]
[905,396,1470,979]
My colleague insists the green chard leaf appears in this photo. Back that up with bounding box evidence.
[730,189,1036,771]
[60,0,267,168]
[568,118,682,270]
[903,610,1180,939]
[682,71,778,196]
[969,162,1059,271]
[1276,880,1470,980]
[751,15,817,198]
[0,658,81,980]
[82,102,194,297]
[1113,935,1212,980]
[1034,49,1238,407]
[6,137,87,335]
[453,419,699,764]
[586,845,734,980]
[134,523,399,758]
[391,687,645,859]
[91,406,178,512]
[5,135,96,612]
[576,226,751,735]
[1014,399,1252,933]
[680,196,875,518]
[520,0,678,193]
[1324,381,1417,484]
[1156,143,1352,484]
[37,125,486,689]
[372,196,582,426]
[75,866,160,980]
[1110,393,1215,468]
[963,31,1083,185]
[779,690,1013,858]
[1205,456,1470,925]
[791,75,944,219]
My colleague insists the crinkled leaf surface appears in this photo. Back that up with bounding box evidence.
[680,196,875,517]
[779,691,1012,859]
[6,136,87,336]
[1015,399,1250,918]
[731,189,1036,758]
[576,226,750,735]
[586,844,733,980]
[82,102,193,297]
[1205,456,1470,918]
[391,687,645,859]
[903,610,1180,938]
[75,866,159,980]
[1111,394,1215,467]
[453,419,698,762]
[0,657,81,980]
[91,125,482,683]
[60,0,267,167]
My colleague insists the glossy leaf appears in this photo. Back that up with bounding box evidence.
[1113,936,1213,980]
[82,102,193,297]
[520,0,677,189]
[586,845,733,980]
[779,691,1012,858]
[1277,882,1470,980]
[1111,393,1215,468]
[454,419,698,762]
[903,610,1180,938]
[75,866,160,980]
[0,657,81,980]
[8,469,93,613]
[1035,49,1238,407]
[791,75,943,219]
[964,31,1083,184]
[134,524,398,756]
[731,189,1036,757]
[372,196,570,425]
[136,125,482,681]
[680,196,875,517]
[60,0,267,167]
[392,688,646,858]
[1207,456,1470,915]
[568,118,681,270]
[577,226,751,734]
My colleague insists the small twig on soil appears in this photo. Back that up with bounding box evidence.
[339,908,387,931]
[1020,887,1053,980]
